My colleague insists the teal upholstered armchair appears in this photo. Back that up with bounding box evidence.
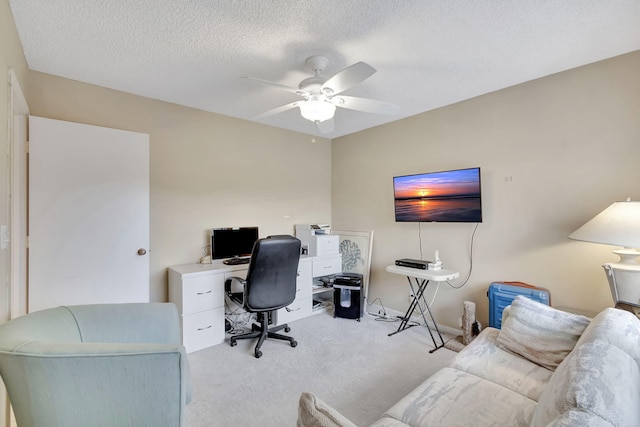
[0,303,191,427]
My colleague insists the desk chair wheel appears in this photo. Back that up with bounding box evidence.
[255,350,263,358]
[284,326,291,333]
[291,340,297,348]
[230,338,237,347]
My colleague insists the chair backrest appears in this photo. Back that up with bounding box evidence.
[244,235,301,312]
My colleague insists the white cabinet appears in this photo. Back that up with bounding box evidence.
[168,264,242,353]
[275,257,312,325]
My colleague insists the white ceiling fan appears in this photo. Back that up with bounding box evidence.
[244,56,399,134]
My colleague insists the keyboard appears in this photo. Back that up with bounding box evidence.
[223,257,251,265]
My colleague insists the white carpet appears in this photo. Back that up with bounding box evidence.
[186,312,456,427]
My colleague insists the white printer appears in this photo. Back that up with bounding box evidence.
[294,224,339,256]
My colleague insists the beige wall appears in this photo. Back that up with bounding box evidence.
[25,72,333,302]
[332,51,640,328]
[3,0,639,331]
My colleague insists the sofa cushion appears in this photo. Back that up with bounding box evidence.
[496,296,590,370]
[451,327,553,401]
[574,307,640,363]
[297,392,357,427]
[530,339,640,427]
[383,367,536,427]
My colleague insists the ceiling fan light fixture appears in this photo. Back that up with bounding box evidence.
[247,57,395,132]
[299,98,336,123]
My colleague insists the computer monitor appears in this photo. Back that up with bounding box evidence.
[210,227,259,260]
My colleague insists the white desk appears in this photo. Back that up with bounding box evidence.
[386,265,459,352]
[168,254,341,353]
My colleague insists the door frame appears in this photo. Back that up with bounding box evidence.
[8,69,29,320]
[4,68,29,427]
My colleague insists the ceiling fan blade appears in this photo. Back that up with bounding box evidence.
[333,96,399,115]
[322,62,376,96]
[315,118,335,134]
[241,76,304,96]
[253,101,302,121]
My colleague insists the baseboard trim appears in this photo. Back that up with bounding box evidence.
[366,303,461,337]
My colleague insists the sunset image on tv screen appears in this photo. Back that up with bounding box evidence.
[393,168,482,222]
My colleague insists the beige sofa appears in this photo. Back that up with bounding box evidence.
[298,296,640,426]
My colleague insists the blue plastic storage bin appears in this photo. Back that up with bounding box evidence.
[487,282,550,329]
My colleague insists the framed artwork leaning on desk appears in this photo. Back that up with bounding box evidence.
[332,230,373,313]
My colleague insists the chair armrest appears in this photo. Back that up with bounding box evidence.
[225,276,247,295]
[225,277,247,307]
[0,342,189,427]
[64,303,181,344]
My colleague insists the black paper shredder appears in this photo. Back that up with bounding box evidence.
[333,273,363,321]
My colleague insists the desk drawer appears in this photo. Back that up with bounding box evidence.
[182,275,224,315]
[312,235,339,256]
[297,258,312,300]
[276,297,312,325]
[296,276,313,300]
[312,255,342,277]
[182,308,224,353]
[297,258,312,279]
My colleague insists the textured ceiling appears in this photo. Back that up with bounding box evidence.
[8,0,640,138]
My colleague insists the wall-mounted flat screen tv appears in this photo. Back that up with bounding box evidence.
[393,167,482,223]
[210,227,259,259]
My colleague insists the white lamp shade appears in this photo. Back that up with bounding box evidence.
[299,99,336,122]
[569,200,640,248]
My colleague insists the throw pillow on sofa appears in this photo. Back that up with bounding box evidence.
[496,296,590,370]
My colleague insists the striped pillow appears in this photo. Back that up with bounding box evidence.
[496,296,590,370]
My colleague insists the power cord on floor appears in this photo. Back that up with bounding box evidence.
[364,297,398,322]
[224,296,255,334]
[225,312,254,335]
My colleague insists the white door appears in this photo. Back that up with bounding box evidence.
[28,116,149,312]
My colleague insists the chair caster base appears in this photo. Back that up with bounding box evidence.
[291,340,297,347]
[254,350,262,358]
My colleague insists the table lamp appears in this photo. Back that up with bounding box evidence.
[569,198,640,313]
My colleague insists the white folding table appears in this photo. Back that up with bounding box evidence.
[385,265,459,352]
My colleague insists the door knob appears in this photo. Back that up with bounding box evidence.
[137,248,147,256]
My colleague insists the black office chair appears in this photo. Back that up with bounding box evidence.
[226,235,301,358]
